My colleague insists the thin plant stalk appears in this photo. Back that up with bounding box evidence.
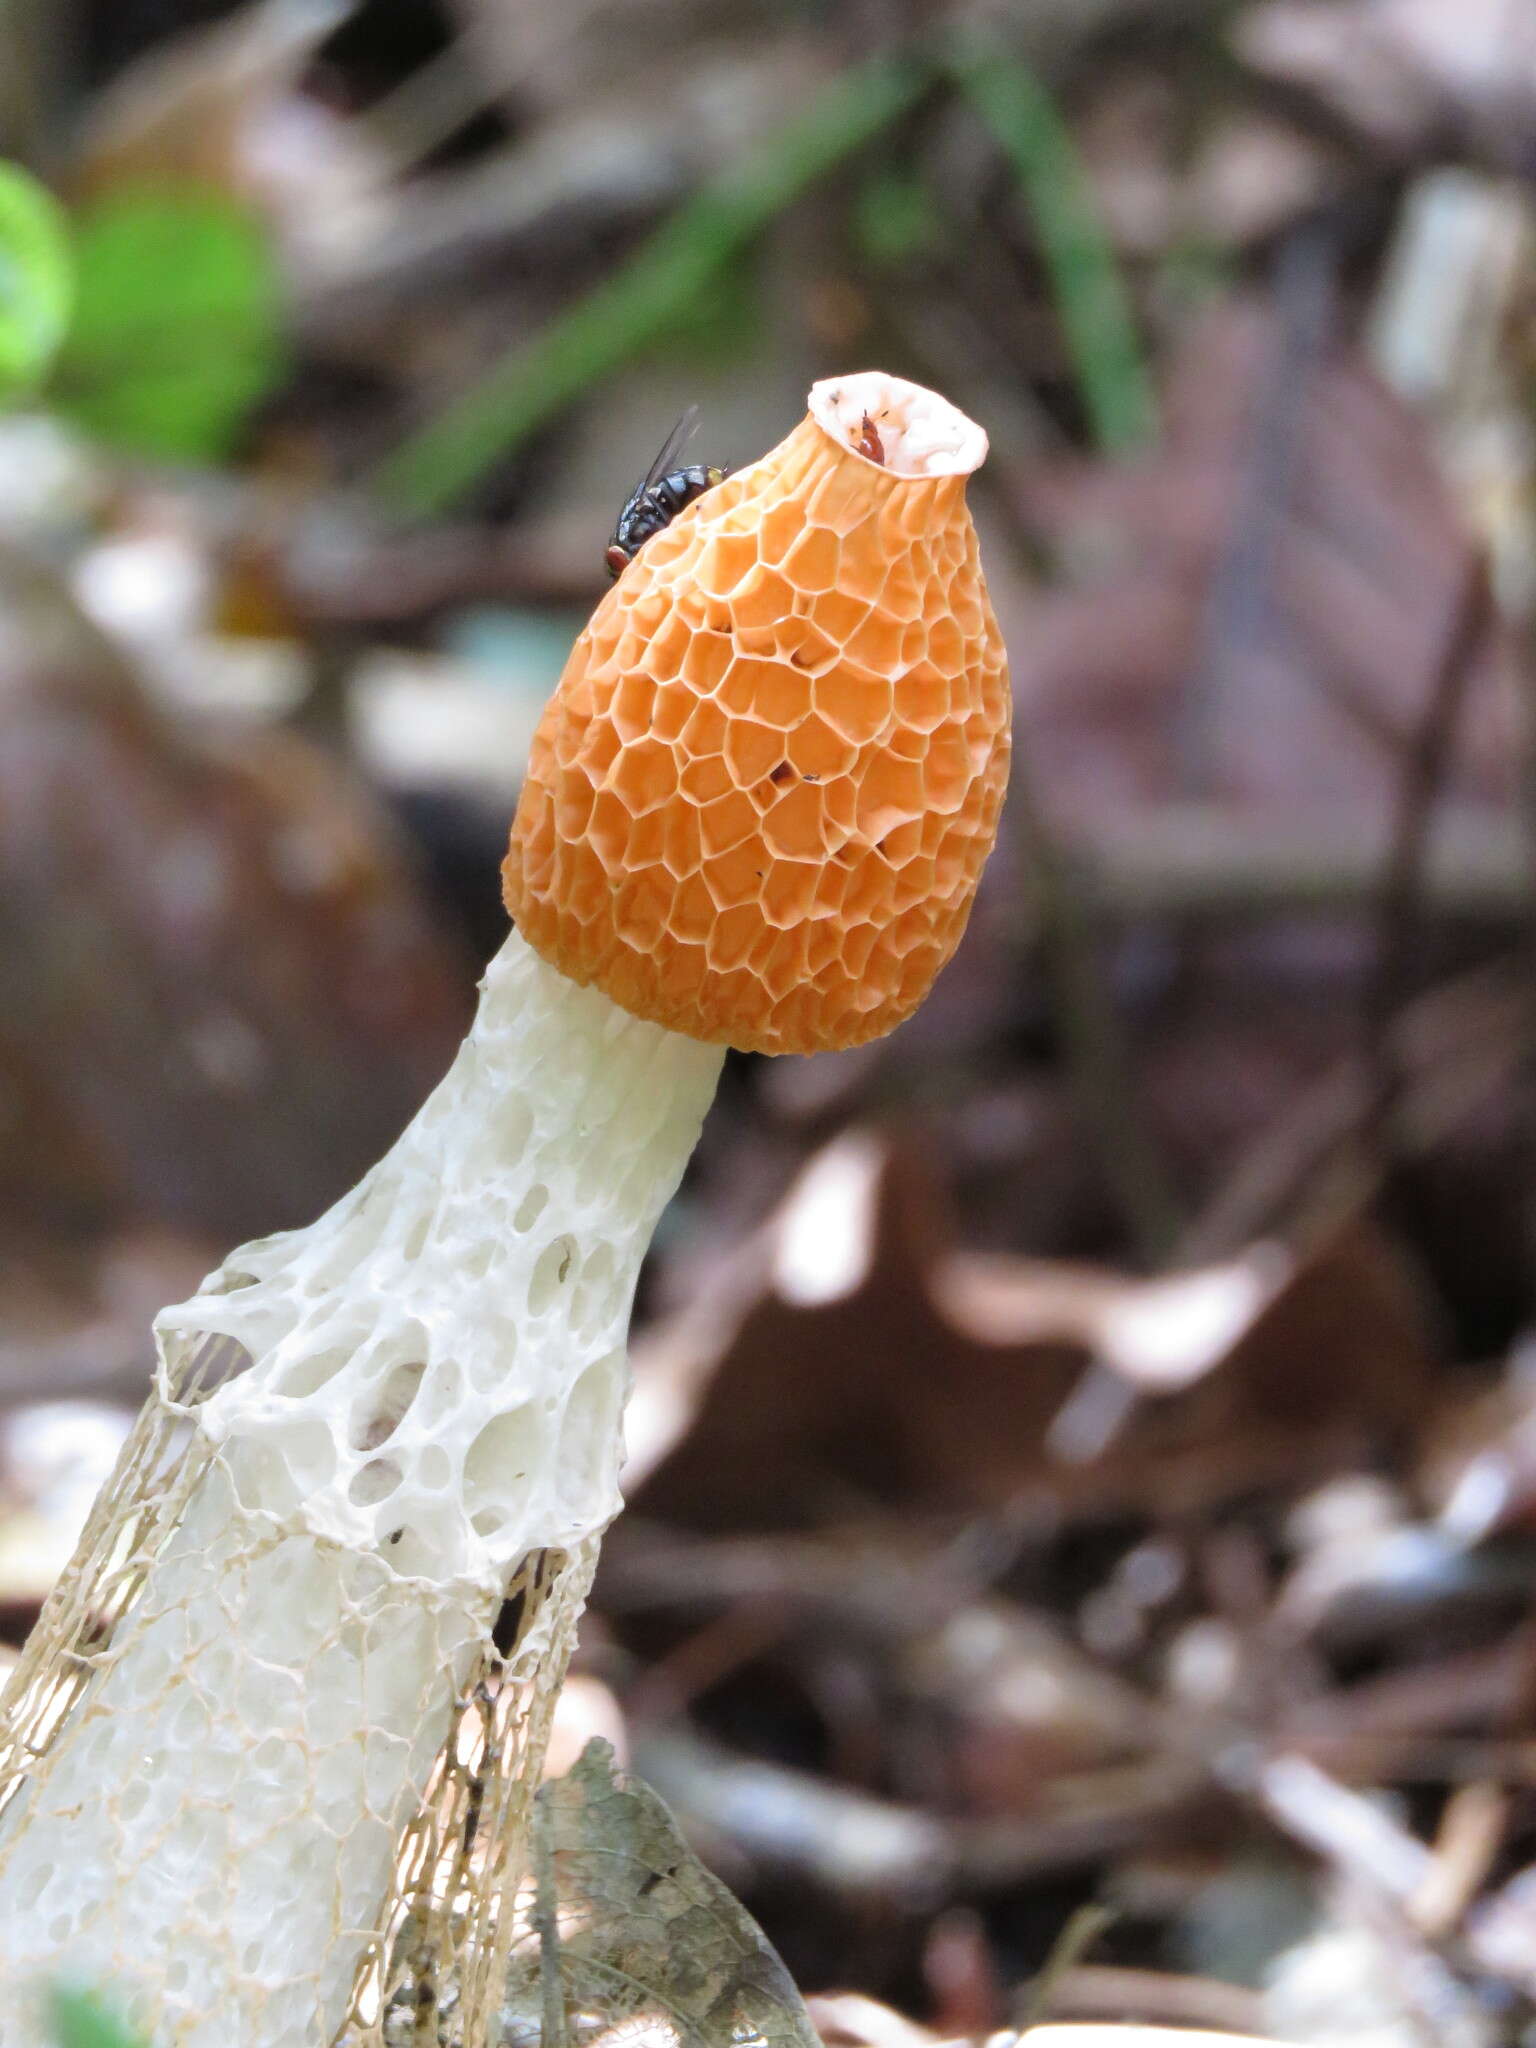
[367,53,927,516]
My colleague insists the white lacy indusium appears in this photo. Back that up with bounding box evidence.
[0,930,723,2048]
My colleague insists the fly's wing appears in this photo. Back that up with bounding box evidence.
[610,406,703,557]
[640,403,701,492]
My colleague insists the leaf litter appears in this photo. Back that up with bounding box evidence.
[10,3,1536,2044]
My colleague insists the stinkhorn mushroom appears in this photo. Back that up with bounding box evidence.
[0,371,1009,2048]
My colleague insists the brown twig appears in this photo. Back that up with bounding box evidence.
[1175,219,1341,794]
[1365,549,1497,1160]
[1008,757,1186,1265]
[1179,960,1526,1259]
[1036,1965,1266,2036]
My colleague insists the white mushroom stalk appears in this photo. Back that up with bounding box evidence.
[0,371,1010,2048]
[0,938,720,2045]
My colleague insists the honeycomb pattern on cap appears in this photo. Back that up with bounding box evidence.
[503,384,1010,1056]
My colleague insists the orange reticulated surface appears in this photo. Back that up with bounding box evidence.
[503,409,1010,1055]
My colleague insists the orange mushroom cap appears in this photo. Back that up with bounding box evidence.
[502,372,1011,1056]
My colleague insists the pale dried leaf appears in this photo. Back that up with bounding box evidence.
[803,1992,941,2048]
[501,1738,822,2048]
[1025,2031,1297,2048]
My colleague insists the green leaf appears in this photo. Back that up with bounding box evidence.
[645,247,766,371]
[852,163,942,268]
[0,161,72,399]
[53,188,285,463]
[946,37,1155,454]
[48,1985,150,2048]
[369,51,928,516]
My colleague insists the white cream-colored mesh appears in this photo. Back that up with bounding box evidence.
[0,931,723,2048]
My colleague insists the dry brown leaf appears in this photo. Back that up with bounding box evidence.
[500,1738,824,2048]
[1018,300,1511,837]
[1418,1350,1536,1545]
[70,0,348,200]
[806,2014,1298,2048]
[903,1600,1154,1818]
[0,1227,215,1407]
[1024,2032,1297,2048]
[805,1992,942,2048]
[0,546,468,1246]
[626,1132,1434,1530]
[1237,0,1536,160]
[1009,298,1520,1201]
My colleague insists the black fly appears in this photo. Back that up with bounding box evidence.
[605,405,726,579]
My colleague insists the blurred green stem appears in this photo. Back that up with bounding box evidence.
[945,38,1156,455]
[368,53,928,516]
[1016,1902,1117,2032]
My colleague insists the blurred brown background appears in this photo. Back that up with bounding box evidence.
[5,2,1536,2042]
